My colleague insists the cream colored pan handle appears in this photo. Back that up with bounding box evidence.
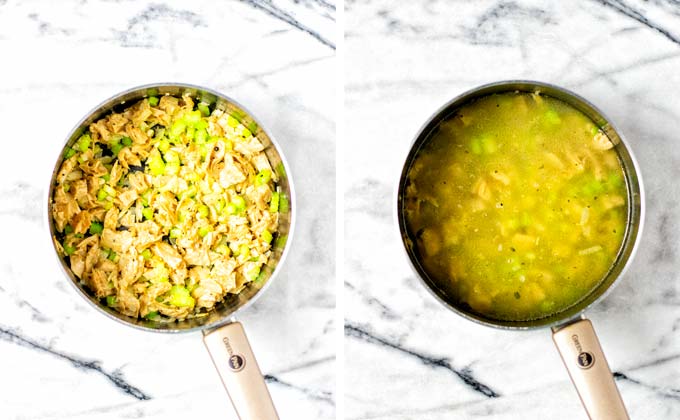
[203,322,280,420]
[552,318,629,420]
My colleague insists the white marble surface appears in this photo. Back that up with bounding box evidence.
[345,1,680,419]
[0,1,335,419]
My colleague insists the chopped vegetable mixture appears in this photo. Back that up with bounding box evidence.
[52,94,284,321]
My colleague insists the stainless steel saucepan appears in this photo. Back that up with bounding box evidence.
[397,81,644,420]
[46,83,295,420]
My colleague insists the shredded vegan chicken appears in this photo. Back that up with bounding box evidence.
[51,94,282,322]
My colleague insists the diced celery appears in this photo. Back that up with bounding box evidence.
[195,128,208,144]
[178,186,197,200]
[215,244,230,256]
[97,189,108,201]
[261,230,273,243]
[197,103,211,117]
[254,169,272,186]
[64,225,74,235]
[147,96,159,106]
[141,190,152,206]
[158,140,170,153]
[198,226,212,237]
[144,310,160,321]
[63,243,76,255]
[169,227,181,239]
[169,285,195,307]
[275,163,286,179]
[103,185,116,197]
[247,266,260,281]
[76,134,91,152]
[232,196,246,213]
[89,222,103,235]
[226,203,237,215]
[279,194,289,213]
[121,136,133,147]
[148,149,165,176]
[186,126,196,141]
[169,120,187,139]
[142,208,154,220]
[63,183,71,193]
[64,147,77,159]
[108,251,118,262]
[198,204,209,218]
[141,249,152,260]
[106,296,117,307]
[184,110,202,126]
[226,115,239,128]
[241,127,251,138]
[238,244,249,257]
[101,173,111,182]
[111,143,124,155]
[270,191,280,212]
[274,234,287,249]
[195,119,209,131]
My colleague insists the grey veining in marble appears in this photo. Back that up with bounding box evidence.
[345,1,680,419]
[0,1,334,419]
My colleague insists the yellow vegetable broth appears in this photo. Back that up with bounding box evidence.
[404,92,628,321]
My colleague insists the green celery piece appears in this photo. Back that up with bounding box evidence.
[198,226,212,237]
[76,134,91,152]
[226,115,239,128]
[232,196,246,212]
[255,169,272,186]
[106,296,117,307]
[184,110,202,126]
[261,230,273,243]
[141,249,152,260]
[121,136,133,147]
[275,163,286,179]
[89,222,104,235]
[274,234,287,249]
[64,225,74,235]
[63,243,76,255]
[148,149,165,176]
[279,194,289,213]
[169,120,187,139]
[64,148,77,159]
[142,208,154,220]
[169,227,181,239]
[195,128,208,144]
[147,96,159,106]
[169,285,194,307]
[197,103,211,117]
[269,191,280,212]
[198,205,209,218]
[158,140,171,153]
[144,311,160,321]
[111,142,124,155]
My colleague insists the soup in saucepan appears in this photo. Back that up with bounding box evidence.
[403,92,628,321]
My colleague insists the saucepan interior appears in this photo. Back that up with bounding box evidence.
[397,80,644,330]
[46,83,295,332]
